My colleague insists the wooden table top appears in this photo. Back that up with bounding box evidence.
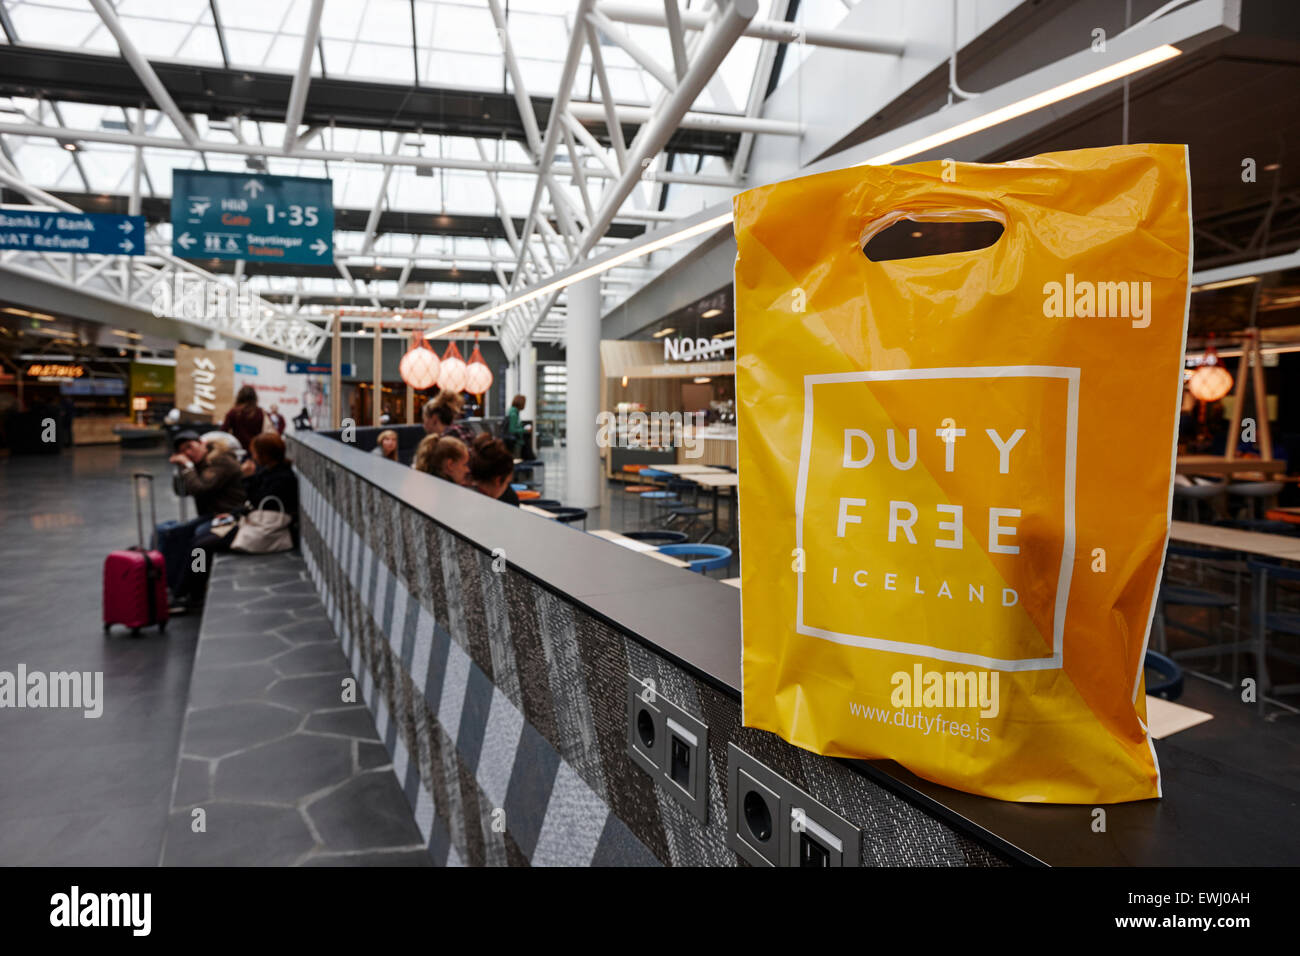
[1176,456,1285,477]
[1169,520,1300,560]
[689,472,739,487]
[588,529,690,568]
[654,464,728,475]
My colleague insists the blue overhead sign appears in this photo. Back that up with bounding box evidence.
[170,169,334,265]
[0,211,146,255]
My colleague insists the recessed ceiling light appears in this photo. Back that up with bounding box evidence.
[701,308,722,318]
[693,377,711,384]
[1264,163,1281,172]
[652,327,675,338]
[911,230,923,238]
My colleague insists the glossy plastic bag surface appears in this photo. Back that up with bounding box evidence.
[734,144,1191,803]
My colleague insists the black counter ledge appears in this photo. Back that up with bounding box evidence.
[290,430,1300,868]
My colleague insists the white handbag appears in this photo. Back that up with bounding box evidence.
[231,496,294,554]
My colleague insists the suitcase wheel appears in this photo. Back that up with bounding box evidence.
[130,628,141,638]
[103,622,111,634]
[158,621,167,633]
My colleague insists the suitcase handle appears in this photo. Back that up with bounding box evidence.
[132,472,158,553]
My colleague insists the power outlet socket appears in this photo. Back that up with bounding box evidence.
[626,673,708,822]
[726,744,860,867]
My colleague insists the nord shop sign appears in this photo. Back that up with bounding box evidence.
[663,336,734,362]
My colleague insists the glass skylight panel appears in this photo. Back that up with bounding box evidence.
[9,3,105,50]
[175,27,226,66]
[213,0,295,32]
[345,41,416,84]
[222,28,274,69]
[422,49,501,88]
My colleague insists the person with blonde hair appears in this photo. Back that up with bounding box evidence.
[421,391,475,444]
[413,434,470,486]
[371,428,399,461]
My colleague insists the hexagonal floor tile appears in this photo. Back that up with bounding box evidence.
[184,702,301,759]
[306,770,424,853]
[213,733,354,805]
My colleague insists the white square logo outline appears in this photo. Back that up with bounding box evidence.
[793,365,1079,672]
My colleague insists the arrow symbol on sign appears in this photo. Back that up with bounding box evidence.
[118,239,134,253]
[177,232,196,250]
[119,221,133,234]
[310,238,329,256]
[243,179,264,198]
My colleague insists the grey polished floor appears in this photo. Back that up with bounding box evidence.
[0,444,200,865]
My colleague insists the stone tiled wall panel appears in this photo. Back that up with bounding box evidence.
[292,441,1006,867]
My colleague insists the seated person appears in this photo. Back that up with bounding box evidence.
[422,391,476,444]
[468,433,519,506]
[159,430,248,605]
[371,428,399,461]
[170,430,247,516]
[173,433,298,613]
[240,432,299,522]
[413,434,470,485]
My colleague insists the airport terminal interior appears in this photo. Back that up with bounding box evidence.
[1,0,1299,882]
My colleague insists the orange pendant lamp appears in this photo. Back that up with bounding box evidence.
[398,331,440,391]
[1187,337,1233,403]
[465,337,494,396]
[437,340,467,393]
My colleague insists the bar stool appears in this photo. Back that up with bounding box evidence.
[1156,544,1244,684]
[1173,476,1226,523]
[1228,480,1284,521]
[1247,559,1300,714]
[1144,650,1184,701]
[539,505,587,530]
[657,543,733,576]
[638,490,679,525]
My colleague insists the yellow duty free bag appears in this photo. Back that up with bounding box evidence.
[734,144,1191,804]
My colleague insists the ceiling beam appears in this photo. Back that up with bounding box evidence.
[86,0,200,146]
[282,0,326,152]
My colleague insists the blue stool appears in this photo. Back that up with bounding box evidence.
[1144,650,1184,701]
[658,543,732,575]
[623,530,687,544]
[510,483,528,491]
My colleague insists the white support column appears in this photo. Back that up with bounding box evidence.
[564,276,601,508]
[520,343,538,436]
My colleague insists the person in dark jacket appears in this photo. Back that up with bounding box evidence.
[173,433,298,612]
[169,430,247,517]
[240,432,299,524]
[221,385,266,449]
[160,430,248,609]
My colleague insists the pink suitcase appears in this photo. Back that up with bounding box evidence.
[103,472,169,635]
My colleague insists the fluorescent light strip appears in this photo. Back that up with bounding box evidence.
[1190,275,1259,292]
[857,45,1181,166]
[429,213,733,336]
[436,44,1181,338]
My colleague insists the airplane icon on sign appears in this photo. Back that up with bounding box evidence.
[189,200,210,216]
